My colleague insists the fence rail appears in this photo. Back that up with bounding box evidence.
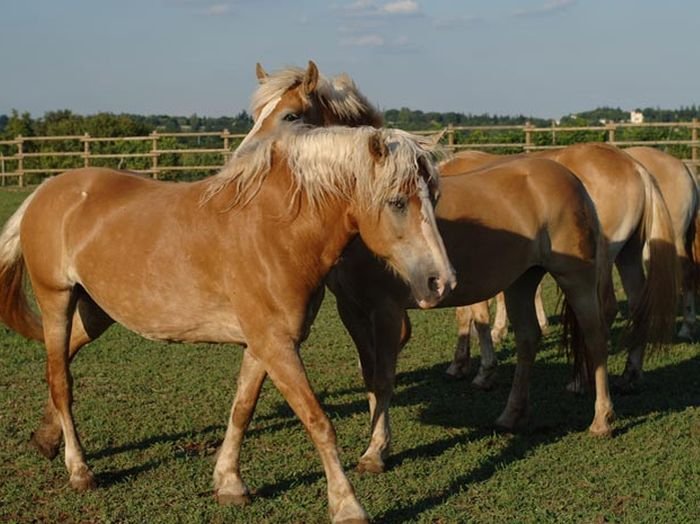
[1,120,698,187]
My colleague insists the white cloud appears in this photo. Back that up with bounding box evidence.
[381,0,419,15]
[511,0,575,18]
[339,0,421,17]
[202,3,231,15]
[340,34,385,46]
[432,15,480,30]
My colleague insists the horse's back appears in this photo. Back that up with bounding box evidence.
[625,146,698,238]
[435,157,600,305]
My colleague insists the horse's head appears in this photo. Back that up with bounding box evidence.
[351,130,456,308]
[251,61,383,138]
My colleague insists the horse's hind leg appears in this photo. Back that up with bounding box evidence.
[471,302,498,390]
[615,247,647,392]
[678,256,696,340]
[491,292,508,343]
[534,284,549,334]
[446,306,473,379]
[555,274,615,437]
[495,269,544,432]
[214,350,267,506]
[30,291,113,472]
[31,286,94,490]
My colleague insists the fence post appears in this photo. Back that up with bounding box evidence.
[16,135,24,188]
[83,132,90,167]
[446,124,455,149]
[606,122,616,144]
[551,120,556,146]
[150,130,159,179]
[524,122,533,152]
[222,128,231,163]
[692,118,698,176]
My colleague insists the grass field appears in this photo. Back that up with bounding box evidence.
[0,188,698,523]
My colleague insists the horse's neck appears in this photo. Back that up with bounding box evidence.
[221,163,356,286]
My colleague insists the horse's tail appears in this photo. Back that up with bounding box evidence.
[628,162,680,350]
[0,192,44,341]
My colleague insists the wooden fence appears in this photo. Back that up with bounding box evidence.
[1,120,698,187]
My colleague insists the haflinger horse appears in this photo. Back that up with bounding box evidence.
[328,155,615,475]
[251,61,383,129]
[444,145,679,392]
[0,124,456,524]
[456,146,699,389]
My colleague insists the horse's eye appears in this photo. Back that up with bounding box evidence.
[388,197,407,212]
[283,113,301,122]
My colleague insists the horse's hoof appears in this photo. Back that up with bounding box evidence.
[611,373,642,395]
[216,491,251,506]
[331,499,369,524]
[494,410,529,433]
[445,365,468,380]
[677,324,695,341]
[70,470,96,492]
[472,366,497,390]
[29,433,60,460]
[588,424,613,438]
[565,379,587,395]
[356,456,385,474]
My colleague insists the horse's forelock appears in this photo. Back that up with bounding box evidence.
[250,65,382,127]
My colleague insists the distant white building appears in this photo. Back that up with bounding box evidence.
[630,110,644,124]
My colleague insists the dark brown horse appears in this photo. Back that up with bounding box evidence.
[327,156,614,474]
[0,125,454,523]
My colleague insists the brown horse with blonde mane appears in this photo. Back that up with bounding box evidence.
[327,155,615,474]
[456,147,698,390]
[0,123,455,523]
[445,145,679,392]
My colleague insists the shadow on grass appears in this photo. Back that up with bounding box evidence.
[80,338,698,504]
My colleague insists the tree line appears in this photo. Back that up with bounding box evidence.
[1,106,697,184]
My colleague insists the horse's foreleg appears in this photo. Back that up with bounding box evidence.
[214,350,267,506]
[446,306,473,379]
[495,271,543,432]
[471,302,499,390]
[357,305,403,475]
[252,339,367,523]
[37,287,95,491]
[491,292,508,344]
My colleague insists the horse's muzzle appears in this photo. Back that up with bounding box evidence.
[416,269,457,309]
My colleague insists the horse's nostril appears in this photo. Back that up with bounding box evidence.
[428,276,440,293]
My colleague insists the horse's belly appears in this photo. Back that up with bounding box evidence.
[132,312,247,345]
[82,282,248,345]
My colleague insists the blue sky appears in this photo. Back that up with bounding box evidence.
[1,0,699,119]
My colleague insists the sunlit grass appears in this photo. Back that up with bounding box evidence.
[0,189,698,523]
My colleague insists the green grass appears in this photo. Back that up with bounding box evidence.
[0,189,699,523]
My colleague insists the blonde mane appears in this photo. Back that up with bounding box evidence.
[201,126,440,211]
[250,66,384,127]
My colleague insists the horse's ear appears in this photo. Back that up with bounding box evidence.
[255,62,268,84]
[368,131,388,164]
[303,60,319,94]
[427,129,446,146]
